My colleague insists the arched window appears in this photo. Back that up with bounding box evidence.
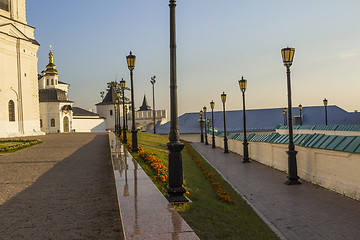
[110,110,113,115]
[51,118,55,127]
[47,79,49,85]
[8,100,15,121]
[51,79,54,85]
[40,119,42,128]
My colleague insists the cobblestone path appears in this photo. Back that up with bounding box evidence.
[0,133,123,239]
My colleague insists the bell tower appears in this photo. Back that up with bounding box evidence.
[0,0,43,137]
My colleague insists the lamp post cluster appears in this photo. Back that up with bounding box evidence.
[197,47,302,185]
[200,77,249,162]
[120,1,314,203]
[120,78,127,143]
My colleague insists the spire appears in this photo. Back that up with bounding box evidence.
[45,45,58,76]
[139,95,151,111]
[49,45,54,64]
[97,86,118,105]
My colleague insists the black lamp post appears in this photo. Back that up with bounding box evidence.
[120,78,127,143]
[210,100,215,148]
[151,76,156,134]
[281,47,301,185]
[221,92,229,153]
[114,102,117,134]
[126,51,138,152]
[283,107,287,125]
[239,76,250,163]
[207,119,210,132]
[299,104,303,126]
[125,105,128,130]
[117,92,122,136]
[166,0,188,203]
[199,110,204,143]
[323,98,328,126]
[203,106,209,145]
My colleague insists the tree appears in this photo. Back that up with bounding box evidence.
[105,80,131,103]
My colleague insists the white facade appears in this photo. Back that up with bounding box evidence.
[0,0,43,138]
[38,48,74,133]
[129,109,167,131]
[72,117,106,132]
[39,102,73,133]
[96,104,128,131]
[96,94,168,132]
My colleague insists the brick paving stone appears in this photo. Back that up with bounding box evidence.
[0,133,123,239]
[192,142,360,240]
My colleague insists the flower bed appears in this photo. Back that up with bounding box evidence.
[118,132,168,187]
[137,146,168,187]
[184,141,234,204]
[0,139,42,152]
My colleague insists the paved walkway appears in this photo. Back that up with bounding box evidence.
[109,132,199,239]
[0,133,123,239]
[192,142,360,240]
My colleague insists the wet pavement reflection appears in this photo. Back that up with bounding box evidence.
[109,133,199,240]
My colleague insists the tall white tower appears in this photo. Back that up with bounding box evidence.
[0,0,43,137]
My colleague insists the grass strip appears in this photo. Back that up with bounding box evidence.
[123,132,279,240]
[0,139,42,153]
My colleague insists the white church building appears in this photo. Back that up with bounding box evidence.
[38,47,106,133]
[0,0,43,138]
[38,48,74,133]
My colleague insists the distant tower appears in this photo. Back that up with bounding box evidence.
[96,86,128,130]
[139,95,151,111]
[0,0,43,137]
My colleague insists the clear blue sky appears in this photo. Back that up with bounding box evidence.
[27,0,360,115]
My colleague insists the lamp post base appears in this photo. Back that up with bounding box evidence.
[243,142,250,163]
[285,177,301,185]
[212,137,215,148]
[166,186,190,203]
[131,130,138,152]
[166,142,189,203]
[122,130,127,144]
[224,138,229,153]
[285,149,301,185]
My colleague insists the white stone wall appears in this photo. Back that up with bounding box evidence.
[72,118,106,132]
[96,104,128,130]
[179,133,201,143]
[39,102,73,133]
[210,134,360,200]
[128,110,167,131]
[0,5,42,138]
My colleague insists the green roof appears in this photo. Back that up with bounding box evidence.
[214,130,360,154]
